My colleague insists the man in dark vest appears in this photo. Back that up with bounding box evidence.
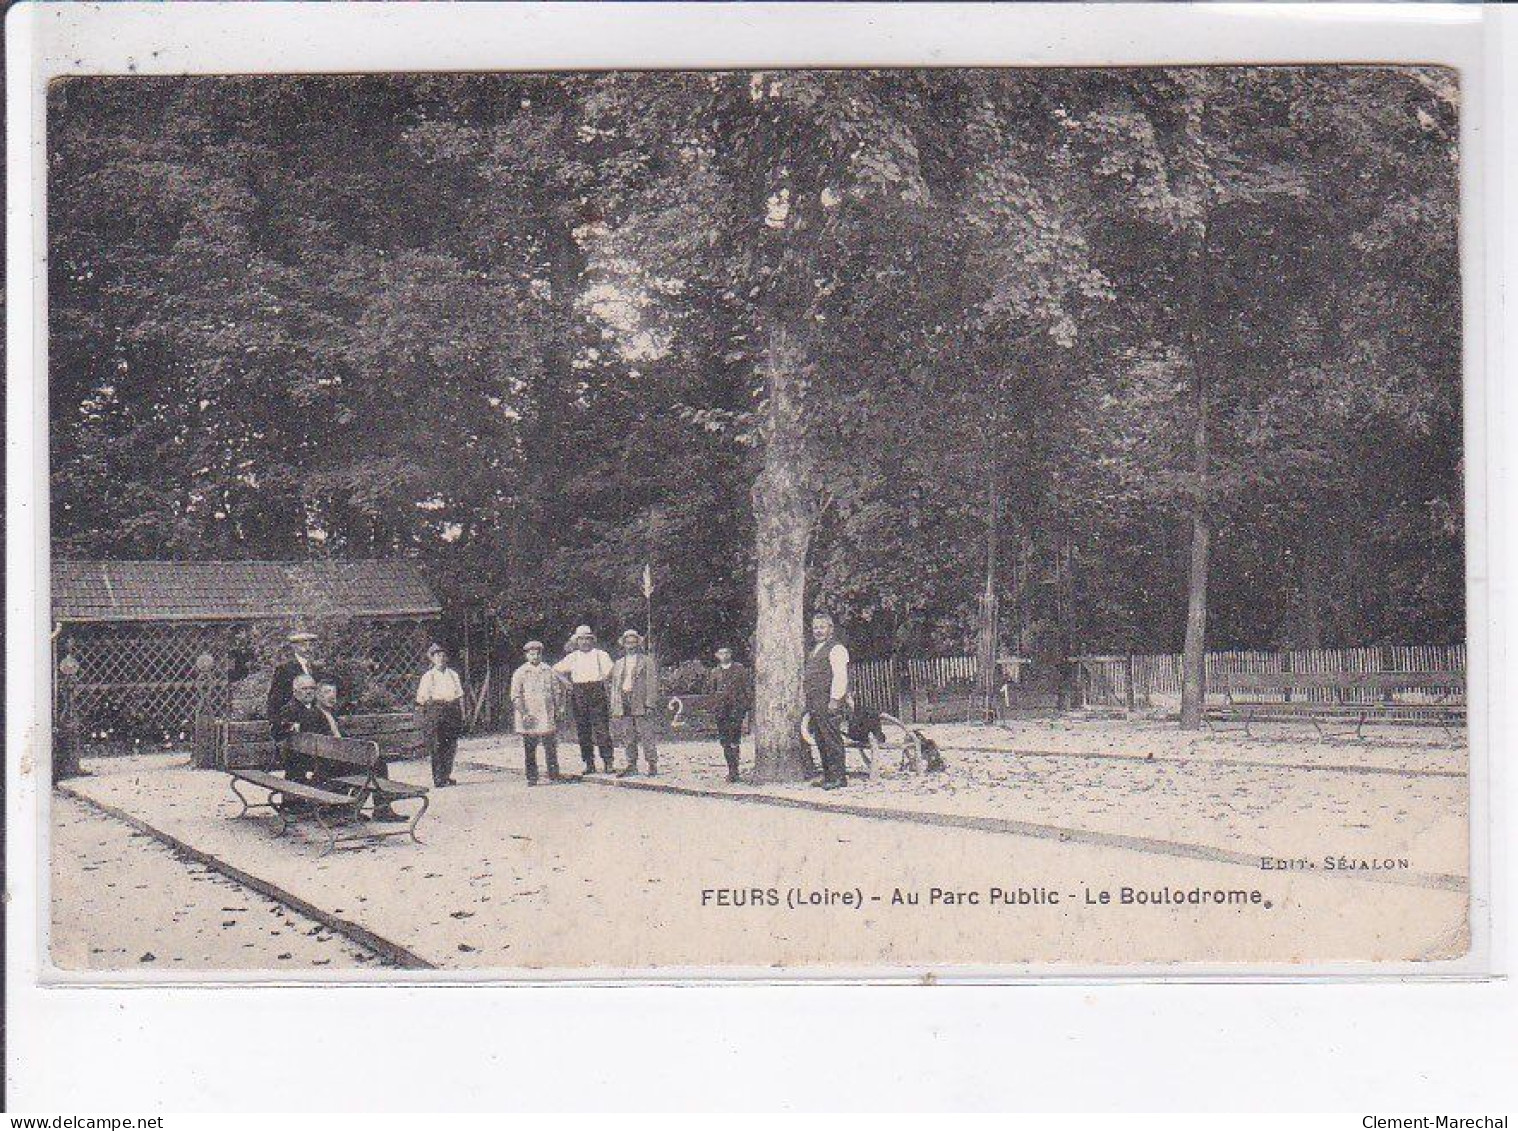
[803,612,851,790]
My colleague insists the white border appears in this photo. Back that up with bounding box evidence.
[7,1,1514,1111]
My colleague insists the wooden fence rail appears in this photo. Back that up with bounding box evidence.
[1077,644,1467,710]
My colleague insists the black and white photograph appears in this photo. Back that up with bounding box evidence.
[35,57,1477,974]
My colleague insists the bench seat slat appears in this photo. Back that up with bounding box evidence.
[329,773,429,798]
[228,770,356,806]
[340,715,421,735]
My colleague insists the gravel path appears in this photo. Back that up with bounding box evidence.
[51,792,383,972]
[60,753,1468,970]
[462,717,1469,877]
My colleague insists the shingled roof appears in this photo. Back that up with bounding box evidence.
[53,560,441,624]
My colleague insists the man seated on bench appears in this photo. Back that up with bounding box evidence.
[271,675,404,822]
[271,673,326,787]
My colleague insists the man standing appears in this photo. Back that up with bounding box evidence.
[416,643,466,787]
[706,645,751,783]
[804,612,851,790]
[554,626,615,774]
[266,630,319,718]
[511,640,567,785]
[610,629,659,777]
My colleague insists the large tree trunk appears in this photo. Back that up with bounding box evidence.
[750,325,814,783]
[1179,511,1210,729]
[1179,308,1211,730]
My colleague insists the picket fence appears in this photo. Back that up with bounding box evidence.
[1077,644,1467,709]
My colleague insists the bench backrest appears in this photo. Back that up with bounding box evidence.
[287,731,382,771]
[219,711,420,770]
[1216,671,1464,693]
[339,712,427,757]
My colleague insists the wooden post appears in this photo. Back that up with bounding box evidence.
[1125,653,1136,714]
[54,652,82,782]
[191,651,218,768]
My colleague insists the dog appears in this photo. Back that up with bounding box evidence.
[845,703,888,747]
[916,731,946,773]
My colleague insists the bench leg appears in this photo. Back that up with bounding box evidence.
[230,778,258,819]
[405,793,430,845]
[274,796,297,838]
[313,807,339,858]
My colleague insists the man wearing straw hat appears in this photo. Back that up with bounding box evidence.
[510,640,568,785]
[266,629,321,718]
[610,628,660,777]
[553,625,615,774]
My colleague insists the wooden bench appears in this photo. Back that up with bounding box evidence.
[228,732,430,855]
[215,711,424,771]
[1206,671,1465,738]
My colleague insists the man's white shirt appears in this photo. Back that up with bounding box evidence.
[555,649,614,684]
[416,666,465,704]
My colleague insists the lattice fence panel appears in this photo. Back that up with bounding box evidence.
[361,618,435,710]
[59,623,229,747]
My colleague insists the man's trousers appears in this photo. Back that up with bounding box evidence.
[569,682,614,771]
[421,702,462,786]
[615,712,658,774]
[809,700,848,785]
[715,709,744,778]
[523,732,560,783]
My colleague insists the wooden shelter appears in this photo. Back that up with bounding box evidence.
[52,560,441,755]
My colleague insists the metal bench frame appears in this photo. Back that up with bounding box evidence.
[228,733,430,855]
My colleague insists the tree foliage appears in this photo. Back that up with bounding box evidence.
[50,67,1463,695]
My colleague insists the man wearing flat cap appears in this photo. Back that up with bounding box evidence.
[266,630,321,719]
[511,640,567,785]
[553,626,615,774]
[416,642,466,787]
[610,629,660,776]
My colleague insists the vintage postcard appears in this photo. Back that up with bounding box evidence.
[39,62,1475,978]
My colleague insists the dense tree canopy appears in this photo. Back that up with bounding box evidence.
[50,68,1463,687]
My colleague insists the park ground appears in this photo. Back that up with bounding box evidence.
[50,716,1469,973]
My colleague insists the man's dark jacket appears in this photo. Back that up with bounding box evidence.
[706,662,753,719]
[266,656,319,718]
